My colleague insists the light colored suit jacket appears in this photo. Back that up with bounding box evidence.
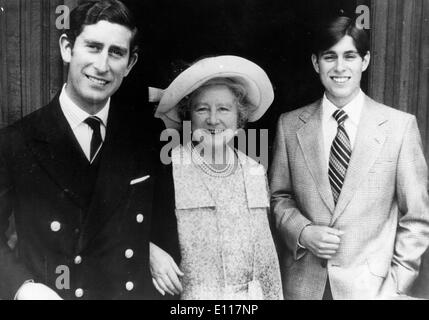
[269,95,429,300]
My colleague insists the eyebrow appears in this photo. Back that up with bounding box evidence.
[321,50,359,56]
[84,39,103,47]
[193,103,234,109]
[109,44,128,55]
[83,40,128,54]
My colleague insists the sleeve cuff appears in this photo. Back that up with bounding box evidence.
[14,279,34,300]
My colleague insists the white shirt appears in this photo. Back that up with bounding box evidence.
[321,89,364,170]
[59,84,110,162]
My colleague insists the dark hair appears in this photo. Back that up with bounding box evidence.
[177,77,256,129]
[312,16,369,58]
[64,0,138,58]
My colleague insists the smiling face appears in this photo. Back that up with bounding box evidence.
[190,84,239,150]
[60,20,138,114]
[312,35,370,107]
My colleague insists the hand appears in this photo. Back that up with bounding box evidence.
[16,282,63,300]
[299,225,344,259]
[150,242,184,296]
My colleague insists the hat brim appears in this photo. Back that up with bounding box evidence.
[154,55,274,128]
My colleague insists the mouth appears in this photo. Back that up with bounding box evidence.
[330,76,351,84]
[206,129,225,135]
[86,75,110,86]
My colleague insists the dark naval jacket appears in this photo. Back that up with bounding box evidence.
[0,95,160,299]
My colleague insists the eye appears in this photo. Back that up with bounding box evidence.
[87,44,101,52]
[218,105,231,112]
[322,54,336,62]
[193,105,209,113]
[345,53,359,60]
[109,48,125,57]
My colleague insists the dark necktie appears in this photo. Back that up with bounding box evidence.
[84,116,103,162]
[328,109,351,205]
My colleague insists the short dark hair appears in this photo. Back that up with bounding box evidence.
[177,77,256,129]
[312,16,369,58]
[64,0,139,57]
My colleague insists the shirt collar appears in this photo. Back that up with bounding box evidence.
[322,89,364,126]
[59,84,110,129]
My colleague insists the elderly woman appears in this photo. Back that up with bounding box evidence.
[150,56,282,300]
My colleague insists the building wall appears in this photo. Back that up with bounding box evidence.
[0,0,73,127]
[369,0,429,299]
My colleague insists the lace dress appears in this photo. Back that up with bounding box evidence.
[172,145,283,300]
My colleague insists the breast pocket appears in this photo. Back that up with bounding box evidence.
[369,158,397,173]
[127,175,154,217]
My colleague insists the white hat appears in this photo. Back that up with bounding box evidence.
[149,55,274,129]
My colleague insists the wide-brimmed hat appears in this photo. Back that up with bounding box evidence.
[149,55,274,129]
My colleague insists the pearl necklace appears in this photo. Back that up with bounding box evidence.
[188,143,236,178]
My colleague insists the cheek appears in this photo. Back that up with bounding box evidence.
[353,68,363,80]
[190,113,204,130]
[319,73,332,87]
[226,114,238,129]
[317,62,330,74]
[111,65,129,80]
[317,66,331,81]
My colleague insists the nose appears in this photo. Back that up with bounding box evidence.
[334,57,346,73]
[93,52,109,73]
[206,110,219,125]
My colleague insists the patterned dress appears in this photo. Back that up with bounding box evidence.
[172,145,283,300]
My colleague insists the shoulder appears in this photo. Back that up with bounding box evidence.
[0,100,56,150]
[367,96,413,120]
[365,96,416,132]
[236,149,266,176]
[278,99,320,122]
[171,144,189,164]
[274,99,321,136]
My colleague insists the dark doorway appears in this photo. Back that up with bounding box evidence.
[118,0,369,143]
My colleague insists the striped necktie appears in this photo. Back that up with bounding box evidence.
[84,116,103,162]
[328,109,351,205]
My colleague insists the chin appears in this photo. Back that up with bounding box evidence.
[83,92,110,104]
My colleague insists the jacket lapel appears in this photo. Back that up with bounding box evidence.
[330,97,387,224]
[26,96,89,209]
[296,101,335,213]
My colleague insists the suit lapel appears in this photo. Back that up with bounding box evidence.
[26,97,89,209]
[296,101,335,213]
[330,97,387,224]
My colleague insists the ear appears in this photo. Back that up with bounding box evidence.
[311,54,320,74]
[124,53,138,77]
[361,51,370,72]
[59,34,73,64]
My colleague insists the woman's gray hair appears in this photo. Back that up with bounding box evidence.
[177,77,257,129]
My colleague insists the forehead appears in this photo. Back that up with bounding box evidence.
[193,84,235,101]
[325,35,358,53]
[77,20,133,49]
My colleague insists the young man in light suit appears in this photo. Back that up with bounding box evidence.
[269,16,429,299]
[0,0,159,299]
